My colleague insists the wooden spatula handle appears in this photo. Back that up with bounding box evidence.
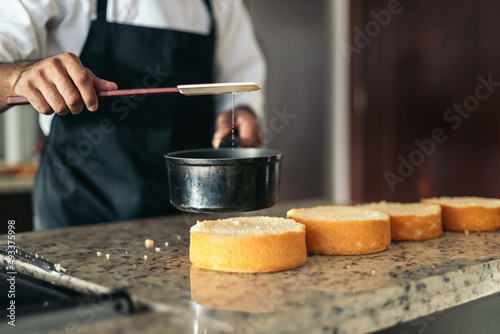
[5,87,181,106]
[5,96,29,105]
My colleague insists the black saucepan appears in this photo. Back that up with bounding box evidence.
[164,148,282,213]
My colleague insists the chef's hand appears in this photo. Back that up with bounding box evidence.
[212,108,263,148]
[5,52,117,115]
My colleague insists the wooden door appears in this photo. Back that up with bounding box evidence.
[351,0,500,202]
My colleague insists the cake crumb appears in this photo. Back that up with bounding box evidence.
[97,251,102,257]
[176,235,182,241]
[145,239,154,248]
[155,247,161,252]
[164,242,169,247]
[464,230,469,236]
[105,254,110,259]
[144,255,148,260]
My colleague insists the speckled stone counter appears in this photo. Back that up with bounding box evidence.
[2,198,500,333]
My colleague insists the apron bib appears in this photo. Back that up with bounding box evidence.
[34,0,216,230]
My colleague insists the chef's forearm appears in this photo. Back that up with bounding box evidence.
[0,60,34,113]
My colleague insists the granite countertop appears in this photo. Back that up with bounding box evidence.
[2,198,500,333]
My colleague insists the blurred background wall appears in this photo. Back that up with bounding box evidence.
[245,0,500,204]
[243,0,333,201]
[350,0,500,203]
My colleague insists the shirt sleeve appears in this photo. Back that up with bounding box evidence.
[0,0,61,62]
[212,0,266,123]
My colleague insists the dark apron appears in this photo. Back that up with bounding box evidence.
[34,0,216,230]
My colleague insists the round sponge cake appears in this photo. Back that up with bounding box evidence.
[358,201,442,241]
[190,217,307,273]
[421,196,500,231]
[287,206,391,255]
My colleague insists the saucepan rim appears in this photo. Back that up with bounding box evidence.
[165,148,283,165]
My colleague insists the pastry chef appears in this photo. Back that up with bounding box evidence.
[0,0,265,230]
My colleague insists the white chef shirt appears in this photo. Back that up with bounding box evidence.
[0,0,266,135]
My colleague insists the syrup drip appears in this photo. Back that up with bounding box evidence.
[231,92,236,148]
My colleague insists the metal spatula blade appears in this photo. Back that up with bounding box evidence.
[177,82,261,95]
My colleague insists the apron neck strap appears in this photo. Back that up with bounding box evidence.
[203,0,212,12]
[202,0,215,35]
[96,0,214,31]
[97,0,108,21]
